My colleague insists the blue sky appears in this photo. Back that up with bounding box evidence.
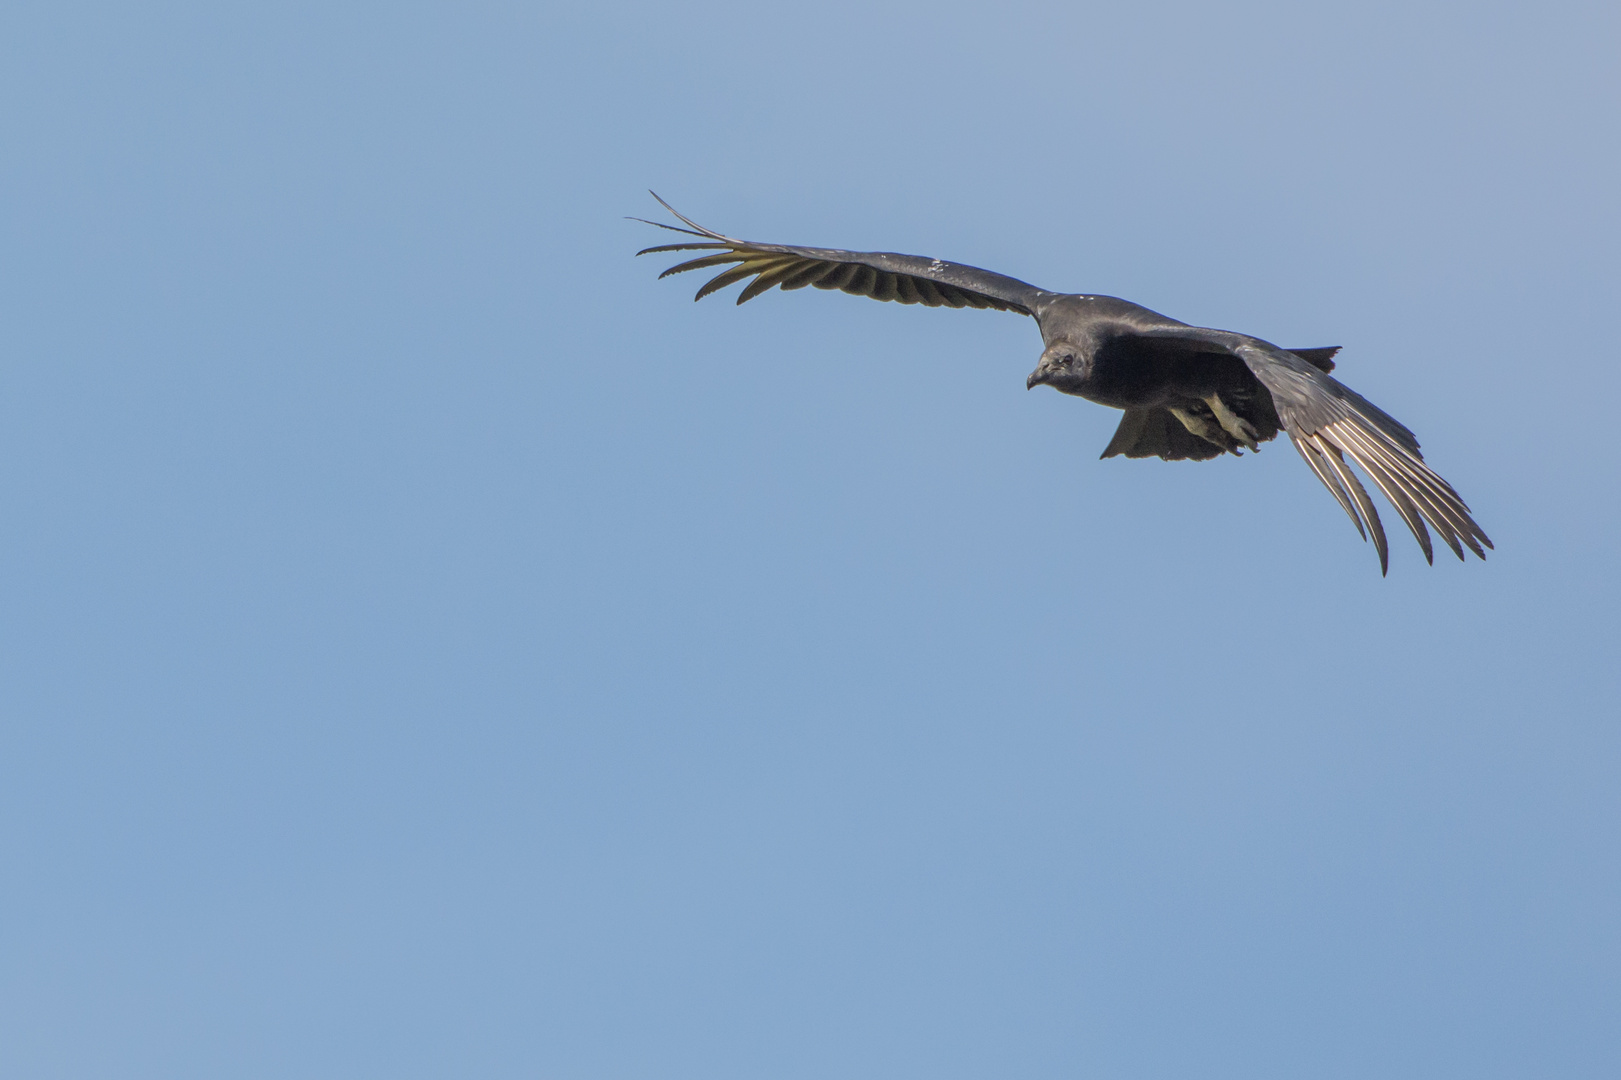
[2,2,1617,1077]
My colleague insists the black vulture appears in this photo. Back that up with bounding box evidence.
[636,194,1489,574]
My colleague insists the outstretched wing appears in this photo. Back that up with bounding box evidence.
[1132,326,1491,574]
[635,193,1049,314]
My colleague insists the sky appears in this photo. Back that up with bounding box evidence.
[1,1,1618,1077]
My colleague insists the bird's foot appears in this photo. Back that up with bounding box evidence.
[1206,394,1260,451]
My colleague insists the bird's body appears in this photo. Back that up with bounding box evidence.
[1030,295,1327,461]
[637,195,1490,573]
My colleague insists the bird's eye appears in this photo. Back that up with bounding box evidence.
[1060,354,1075,367]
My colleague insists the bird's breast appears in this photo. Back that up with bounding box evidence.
[1070,356,1176,410]
[1051,379,1164,410]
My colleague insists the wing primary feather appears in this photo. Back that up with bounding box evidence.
[778,261,834,290]
[735,259,811,304]
[1394,476,1468,559]
[1380,438,1489,552]
[1328,422,1484,559]
[637,242,730,256]
[628,215,713,238]
[647,193,734,240]
[894,275,922,304]
[1315,435,1389,574]
[1291,433,1365,540]
[814,264,861,291]
[660,252,745,279]
[1326,390,1423,457]
[1342,414,1468,508]
[870,272,900,302]
[1327,424,1463,555]
[913,279,946,306]
[694,257,795,302]
[1348,451,1435,564]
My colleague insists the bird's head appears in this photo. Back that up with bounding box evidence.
[1027,341,1088,391]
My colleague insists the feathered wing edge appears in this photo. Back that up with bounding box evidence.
[1123,327,1488,572]
[632,192,1045,314]
[1233,342,1491,574]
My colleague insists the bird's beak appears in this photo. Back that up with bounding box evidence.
[1026,369,1045,390]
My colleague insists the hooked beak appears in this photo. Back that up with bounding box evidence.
[1026,369,1046,390]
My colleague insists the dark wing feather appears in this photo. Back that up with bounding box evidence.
[1130,327,1489,573]
[1101,408,1227,461]
[1288,346,1340,373]
[634,193,1049,315]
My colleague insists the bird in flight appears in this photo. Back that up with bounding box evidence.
[636,194,1489,574]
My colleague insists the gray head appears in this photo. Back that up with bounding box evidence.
[1026,340,1090,392]
[1025,295,1133,392]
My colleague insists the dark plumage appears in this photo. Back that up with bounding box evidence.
[636,194,1490,574]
